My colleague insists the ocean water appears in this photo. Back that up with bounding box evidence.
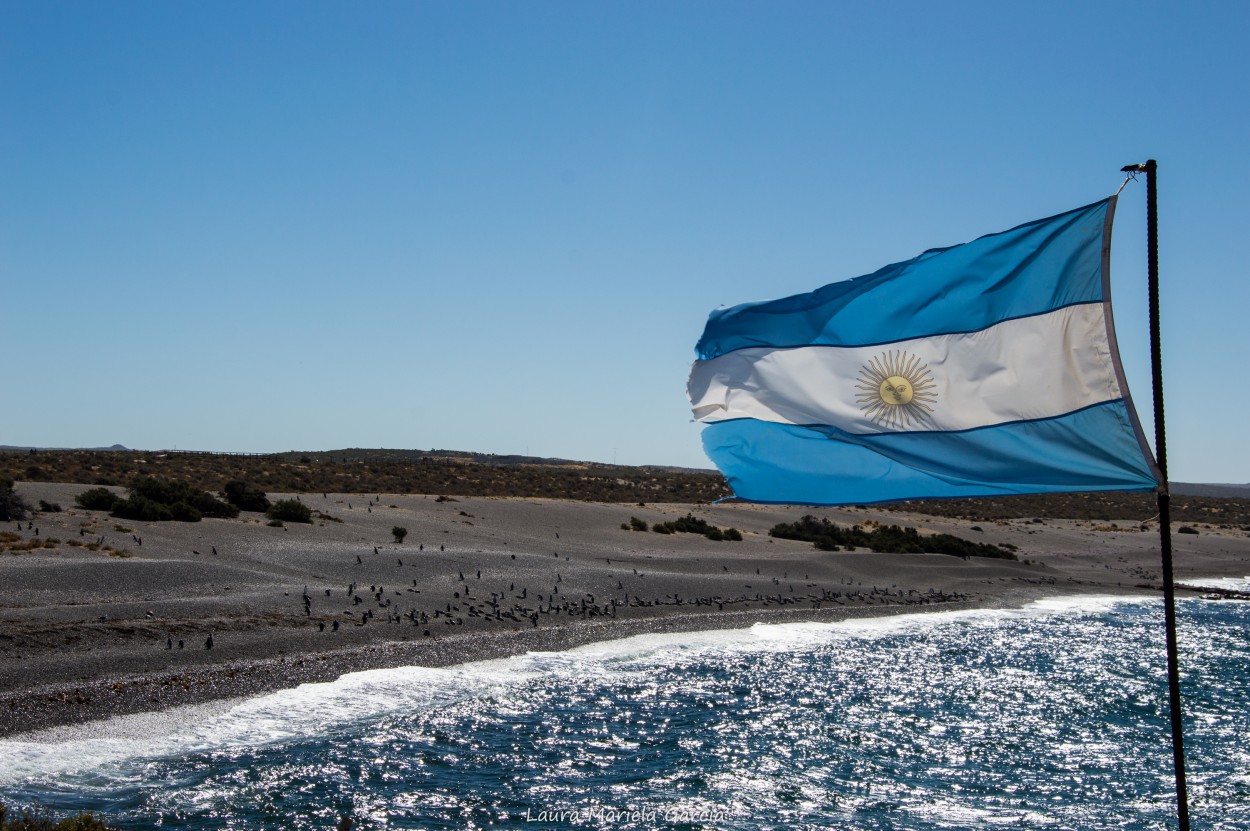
[3,587,1249,830]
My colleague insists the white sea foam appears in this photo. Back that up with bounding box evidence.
[1024,595,1148,615]
[0,595,1146,788]
[1189,575,1250,591]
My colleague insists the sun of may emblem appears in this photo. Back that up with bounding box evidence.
[855,350,938,429]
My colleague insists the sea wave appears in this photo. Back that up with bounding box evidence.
[0,594,1155,787]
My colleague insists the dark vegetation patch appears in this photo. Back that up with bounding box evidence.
[771,515,1017,559]
[75,477,237,523]
[649,513,742,541]
[222,481,270,512]
[3,449,730,503]
[890,491,1250,525]
[74,488,119,512]
[267,499,312,524]
[622,516,649,532]
[0,478,31,522]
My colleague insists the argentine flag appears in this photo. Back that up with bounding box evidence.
[687,197,1162,505]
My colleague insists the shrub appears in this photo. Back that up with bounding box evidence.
[75,488,120,512]
[769,515,1016,560]
[267,499,312,524]
[629,516,648,532]
[190,491,237,519]
[127,477,236,519]
[223,481,270,513]
[38,500,62,513]
[0,479,31,522]
[393,526,408,543]
[650,513,740,541]
[111,495,174,522]
[672,514,714,534]
[169,502,202,522]
[96,478,238,523]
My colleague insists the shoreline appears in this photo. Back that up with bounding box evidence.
[4,599,995,739]
[4,482,1249,739]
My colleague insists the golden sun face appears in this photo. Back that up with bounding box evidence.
[855,350,937,429]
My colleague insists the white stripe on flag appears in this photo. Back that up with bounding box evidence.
[688,302,1122,435]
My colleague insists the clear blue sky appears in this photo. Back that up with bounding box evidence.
[3,1,1247,483]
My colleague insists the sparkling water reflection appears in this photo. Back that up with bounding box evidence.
[3,594,1249,830]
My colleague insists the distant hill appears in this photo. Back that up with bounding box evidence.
[3,446,1247,522]
[1172,482,1250,499]
[269,447,716,474]
[0,447,730,504]
[0,444,129,452]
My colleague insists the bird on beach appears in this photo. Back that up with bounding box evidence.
[357,554,362,564]
[205,634,214,649]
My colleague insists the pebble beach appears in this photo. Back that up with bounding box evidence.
[4,481,1248,738]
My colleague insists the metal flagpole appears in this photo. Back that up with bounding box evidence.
[1122,159,1191,830]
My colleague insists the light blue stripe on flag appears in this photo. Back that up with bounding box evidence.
[689,196,1161,505]
[697,199,1112,360]
[703,401,1158,505]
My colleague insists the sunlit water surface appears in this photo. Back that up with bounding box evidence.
[3,588,1249,830]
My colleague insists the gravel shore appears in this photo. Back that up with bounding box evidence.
[4,482,1248,738]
